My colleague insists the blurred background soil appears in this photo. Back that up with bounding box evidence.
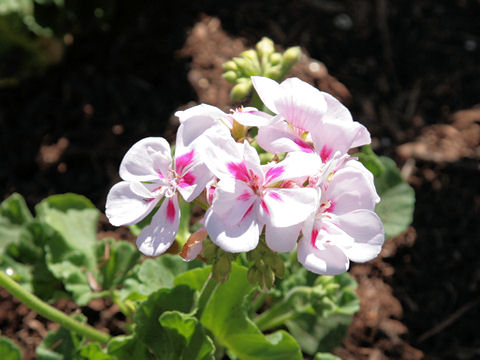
[1,1,479,359]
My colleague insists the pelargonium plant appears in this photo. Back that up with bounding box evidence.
[0,38,414,360]
[105,75,385,281]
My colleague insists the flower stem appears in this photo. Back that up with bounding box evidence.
[253,286,311,331]
[0,270,111,344]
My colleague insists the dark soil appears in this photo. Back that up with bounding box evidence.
[1,1,479,359]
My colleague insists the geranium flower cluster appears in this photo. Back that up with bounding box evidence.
[105,76,385,275]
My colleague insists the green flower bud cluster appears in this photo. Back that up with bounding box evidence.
[246,239,285,290]
[223,37,302,101]
[202,238,237,283]
[310,274,359,318]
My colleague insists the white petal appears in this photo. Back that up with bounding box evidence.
[320,91,353,123]
[120,137,171,182]
[311,121,369,158]
[204,208,261,253]
[251,76,282,114]
[276,77,327,131]
[198,133,244,179]
[257,123,314,154]
[210,181,256,225]
[175,104,228,124]
[265,221,302,252]
[177,162,213,202]
[297,236,349,275]
[105,181,159,226]
[325,166,379,214]
[336,210,385,263]
[136,196,181,257]
[263,187,318,227]
[232,107,277,127]
[267,152,321,184]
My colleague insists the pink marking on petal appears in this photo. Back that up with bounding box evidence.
[146,197,156,203]
[293,138,314,153]
[320,145,333,162]
[268,191,282,201]
[260,199,270,215]
[265,166,284,184]
[241,203,255,221]
[166,199,176,223]
[310,228,319,249]
[175,150,195,174]
[157,171,164,178]
[207,186,215,204]
[236,191,251,202]
[178,171,196,188]
[326,200,336,213]
[227,161,250,182]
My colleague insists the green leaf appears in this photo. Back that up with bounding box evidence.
[133,286,196,359]
[374,157,415,239]
[179,264,303,360]
[36,194,98,271]
[159,311,215,360]
[37,324,84,360]
[0,193,33,225]
[356,147,415,239]
[116,254,203,303]
[96,238,140,290]
[107,335,154,360]
[0,336,23,360]
[78,343,115,360]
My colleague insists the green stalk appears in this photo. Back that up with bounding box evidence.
[0,270,111,344]
[254,286,311,331]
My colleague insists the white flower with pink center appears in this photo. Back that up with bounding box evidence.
[251,76,371,162]
[298,160,384,275]
[201,135,319,253]
[105,135,212,256]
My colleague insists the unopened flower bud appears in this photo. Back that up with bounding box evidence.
[233,57,248,71]
[256,37,275,58]
[241,49,259,63]
[223,71,238,83]
[230,81,252,101]
[263,269,275,289]
[269,52,282,65]
[282,46,301,68]
[264,64,282,80]
[272,256,285,278]
[223,60,238,72]
[212,255,232,283]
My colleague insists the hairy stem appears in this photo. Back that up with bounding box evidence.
[0,270,111,344]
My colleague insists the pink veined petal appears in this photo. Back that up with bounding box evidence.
[119,137,171,182]
[204,208,261,253]
[335,209,385,263]
[176,154,214,202]
[210,181,256,226]
[105,181,160,226]
[136,195,181,257]
[265,221,303,252]
[276,77,327,131]
[242,140,264,182]
[269,152,322,183]
[297,235,350,275]
[199,133,245,180]
[324,166,380,214]
[175,149,195,174]
[257,123,313,154]
[262,187,318,227]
